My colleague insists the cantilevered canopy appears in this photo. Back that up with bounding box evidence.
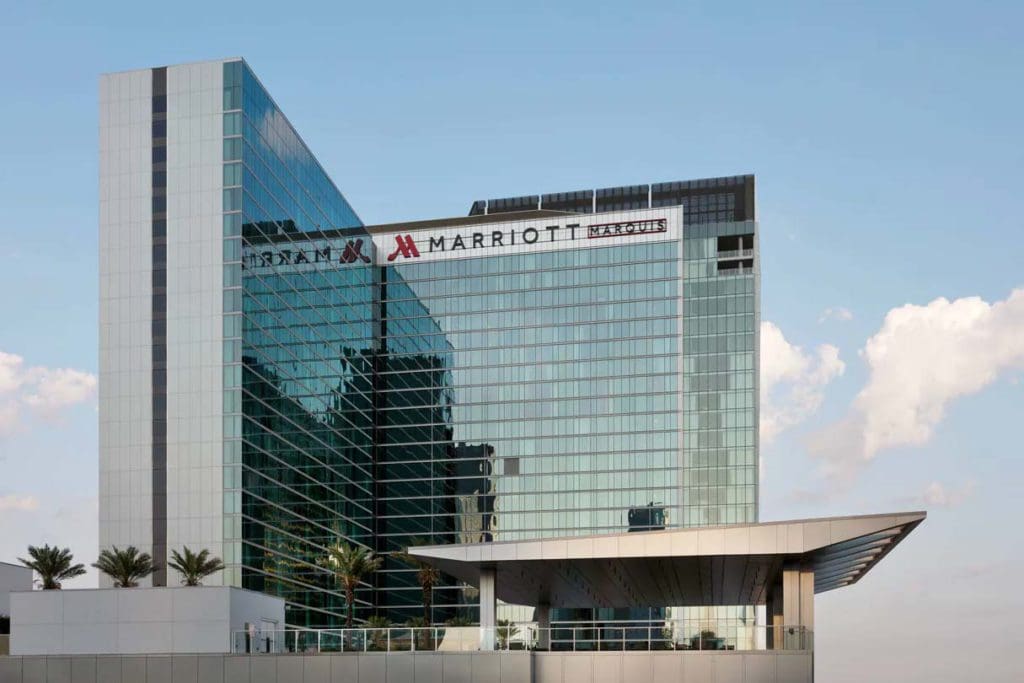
[409,512,924,609]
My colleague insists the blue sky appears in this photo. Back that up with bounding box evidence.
[1,1,1022,679]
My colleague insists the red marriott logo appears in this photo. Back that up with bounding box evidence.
[387,234,421,261]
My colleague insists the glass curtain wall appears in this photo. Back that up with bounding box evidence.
[380,240,683,622]
[223,60,374,627]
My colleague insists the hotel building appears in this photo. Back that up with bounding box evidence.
[99,58,758,630]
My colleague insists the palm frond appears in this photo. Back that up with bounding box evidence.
[19,545,86,590]
[168,546,225,586]
[92,546,155,588]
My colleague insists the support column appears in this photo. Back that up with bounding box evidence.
[534,603,550,650]
[781,565,814,650]
[480,567,496,650]
[766,575,784,650]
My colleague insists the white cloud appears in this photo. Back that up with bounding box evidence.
[819,306,854,323]
[0,494,40,512]
[914,480,976,509]
[760,321,846,444]
[0,350,97,436]
[23,368,98,411]
[809,288,1024,481]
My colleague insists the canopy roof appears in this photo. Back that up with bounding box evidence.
[409,512,925,608]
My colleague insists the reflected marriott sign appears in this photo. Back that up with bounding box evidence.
[386,218,667,261]
[244,239,371,269]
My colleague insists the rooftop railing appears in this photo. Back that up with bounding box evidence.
[717,248,754,259]
[232,623,812,655]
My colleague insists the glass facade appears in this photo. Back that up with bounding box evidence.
[378,238,683,622]
[223,60,373,626]
[215,64,758,628]
[466,182,760,641]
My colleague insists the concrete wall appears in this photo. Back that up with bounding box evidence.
[9,587,283,655]
[0,652,812,683]
[533,651,811,682]
[0,564,32,616]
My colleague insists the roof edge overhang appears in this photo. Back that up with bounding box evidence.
[408,511,926,608]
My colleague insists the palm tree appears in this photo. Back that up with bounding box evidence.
[394,540,442,625]
[366,615,391,650]
[168,547,225,586]
[497,619,519,650]
[405,615,433,650]
[92,546,155,587]
[18,545,86,589]
[318,541,381,628]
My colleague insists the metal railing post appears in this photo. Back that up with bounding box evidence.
[363,629,368,652]
[317,630,321,653]
[411,627,416,652]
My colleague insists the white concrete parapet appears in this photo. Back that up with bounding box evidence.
[9,586,284,655]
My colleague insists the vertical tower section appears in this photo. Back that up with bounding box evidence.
[99,68,155,584]
[162,60,228,586]
[99,60,229,587]
[680,218,759,526]
[100,59,368,605]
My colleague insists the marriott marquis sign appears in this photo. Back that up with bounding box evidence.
[243,211,678,270]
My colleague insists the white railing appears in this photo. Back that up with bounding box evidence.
[232,623,812,654]
[717,248,754,259]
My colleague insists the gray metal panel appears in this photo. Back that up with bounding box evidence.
[413,653,443,682]
[356,654,385,683]
[470,653,500,682]
[384,654,412,683]
[743,653,777,683]
[329,654,357,683]
[121,657,147,683]
[197,656,224,683]
[533,653,562,683]
[95,658,121,683]
[441,653,471,683]
[775,653,812,683]
[247,657,274,683]
[69,658,95,683]
[681,652,711,681]
[275,657,302,683]
[146,657,171,683]
[591,653,619,683]
[23,658,45,683]
[715,652,744,681]
[499,654,532,683]
[171,656,197,683]
[302,655,330,683]
[564,652,597,682]
[223,656,249,683]
[650,652,682,682]
[44,657,70,683]
[0,658,23,683]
